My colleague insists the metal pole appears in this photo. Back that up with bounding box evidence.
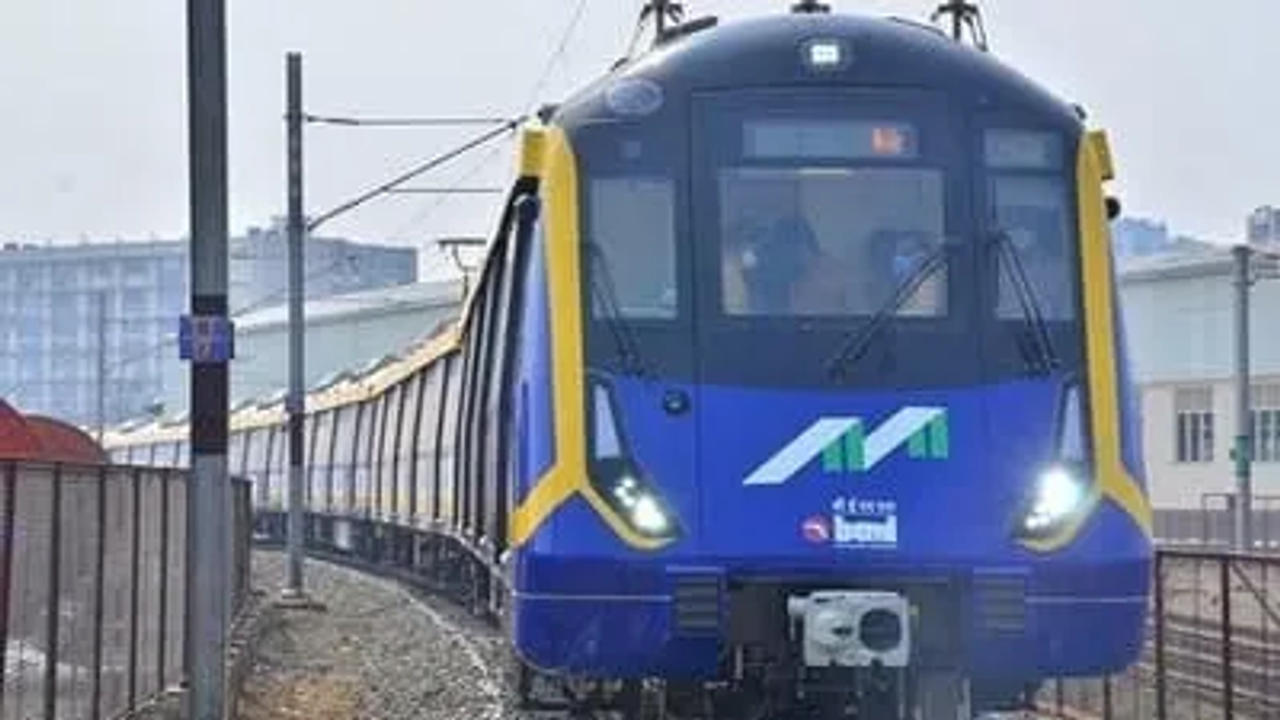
[43,467,62,720]
[97,291,107,443]
[185,0,230,714]
[1220,557,1234,717]
[1153,552,1167,720]
[1233,244,1253,551]
[284,52,307,598]
[90,466,106,720]
[0,464,15,714]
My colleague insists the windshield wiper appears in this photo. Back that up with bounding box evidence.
[826,242,951,381]
[584,242,653,379]
[990,229,1059,375]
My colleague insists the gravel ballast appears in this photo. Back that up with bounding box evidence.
[241,551,508,720]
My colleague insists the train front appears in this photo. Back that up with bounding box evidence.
[508,10,1152,714]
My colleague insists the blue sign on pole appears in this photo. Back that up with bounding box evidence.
[179,315,235,363]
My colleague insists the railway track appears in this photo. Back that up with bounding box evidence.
[1047,613,1280,719]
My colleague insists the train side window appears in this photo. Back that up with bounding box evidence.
[399,373,422,521]
[438,353,462,524]
[331,404,360,513]
[228,431,245,476]
[381,384,403,518]
[354,398,377,515]
[244,429,266,503]
[983,129,1074,322]
[587,177,677,319]
[312,410,335,511]
[416,364,443,524]
[270,426,287,508]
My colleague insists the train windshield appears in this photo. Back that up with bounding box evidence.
[717,164,947,318]
[686,90,980,387]
[573,91,1083,387]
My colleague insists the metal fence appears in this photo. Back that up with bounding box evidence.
[1154,498,1280,552]
[1044,549,1280,719]
[0,461,251,720]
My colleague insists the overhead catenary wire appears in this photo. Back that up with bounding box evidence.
[522,0,591,113]
[303,114,511,128]
[389,0,594,246]
[386,187,504,195]
[306,116,525,233]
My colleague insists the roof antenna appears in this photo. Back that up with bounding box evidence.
[640,0,685,43]
[932,0,989,51]
[791,0,831,12]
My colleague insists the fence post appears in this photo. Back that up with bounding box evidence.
[90,466,107,720]
[127,469,141,710]
[1221,557,1233,718]
[1154,551,1167,720]
[43,465,63,720]
[1102,675,1112,720]
[0,462,17,715]
[157,470,169,691]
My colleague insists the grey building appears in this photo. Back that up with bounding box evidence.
[0,226,417,425]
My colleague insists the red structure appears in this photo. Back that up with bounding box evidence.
[0,400,107,463]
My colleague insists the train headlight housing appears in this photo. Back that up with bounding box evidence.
[1016,384,1099,548]
[588,380,681,545]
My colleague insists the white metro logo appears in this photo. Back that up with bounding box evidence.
[743,407,948,486]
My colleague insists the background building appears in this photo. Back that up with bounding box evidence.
[1247,205,1280,245]
[1111,216,1212,260]
[0,225,417,425]
[1118,249,1280,510]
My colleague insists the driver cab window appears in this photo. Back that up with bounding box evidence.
[719,167,945,317]
[717,119,947,318]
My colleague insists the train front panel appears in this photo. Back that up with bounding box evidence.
[504,11,1152,705]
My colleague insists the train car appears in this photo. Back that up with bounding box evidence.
[108,4,1153,718]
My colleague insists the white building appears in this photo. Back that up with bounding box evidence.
[159,279,463,416]
[1119,249,1280,514]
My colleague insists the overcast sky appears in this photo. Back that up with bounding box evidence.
[1,1,1275,277]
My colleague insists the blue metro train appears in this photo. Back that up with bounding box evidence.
[109,4,1152,718]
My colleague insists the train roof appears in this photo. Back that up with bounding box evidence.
[557,10,1079,131]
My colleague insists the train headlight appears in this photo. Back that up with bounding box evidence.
[610,474,671,535]
[594,459,679,541]
[1023,466,1087,533]
[1016,385,1100,548]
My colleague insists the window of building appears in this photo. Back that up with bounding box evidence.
[1175,386,1214,463]
[1251,384,1280,463]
